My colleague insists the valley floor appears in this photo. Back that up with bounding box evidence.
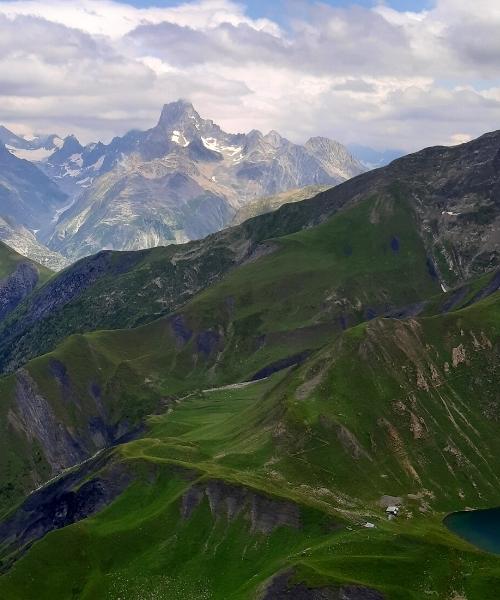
[1,373,500,600]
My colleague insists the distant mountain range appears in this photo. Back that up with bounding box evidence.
[0,101,366,265]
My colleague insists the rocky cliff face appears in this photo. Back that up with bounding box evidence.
[262,571,385,600]
[180,479,302,533]
[0,263,40,322]
[13,369,89,473]
[0,450,132,569]
[370,130,500,285]
[0,337,156,516]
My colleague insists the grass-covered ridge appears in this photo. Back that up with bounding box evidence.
[231,184,332,225]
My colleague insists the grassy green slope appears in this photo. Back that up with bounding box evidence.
[3,466,500,600]
[120,291,500,516]
[182,193,440,356]
[231,184,332,225]
[0,192,442,514]
[0,174,353,373]
[278,304,500,511]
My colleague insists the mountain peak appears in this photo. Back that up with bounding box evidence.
[0,125,26,148]
[306,136,343,149]
[61,134,83,150]
[264,130,282,146]
[47,134,83,164]
[306,136,358,159]
[157,99,199,129]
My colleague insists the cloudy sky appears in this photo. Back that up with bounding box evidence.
[0,0,499,151]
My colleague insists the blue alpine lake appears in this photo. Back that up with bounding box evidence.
[444,507,500,554]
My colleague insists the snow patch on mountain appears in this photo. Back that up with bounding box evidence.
[62,166,82,178]
[6,145,55,162]
[76,176,92,187]
[171,130,190,147]
[91,156,105,171]
[69,153,83,167]
[201,137,243,159]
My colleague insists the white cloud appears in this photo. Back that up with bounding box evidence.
[0,0,281,37]
[0,0,499,151]
[449,133,473,145]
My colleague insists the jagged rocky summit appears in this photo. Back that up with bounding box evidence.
[0,101,366,263]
